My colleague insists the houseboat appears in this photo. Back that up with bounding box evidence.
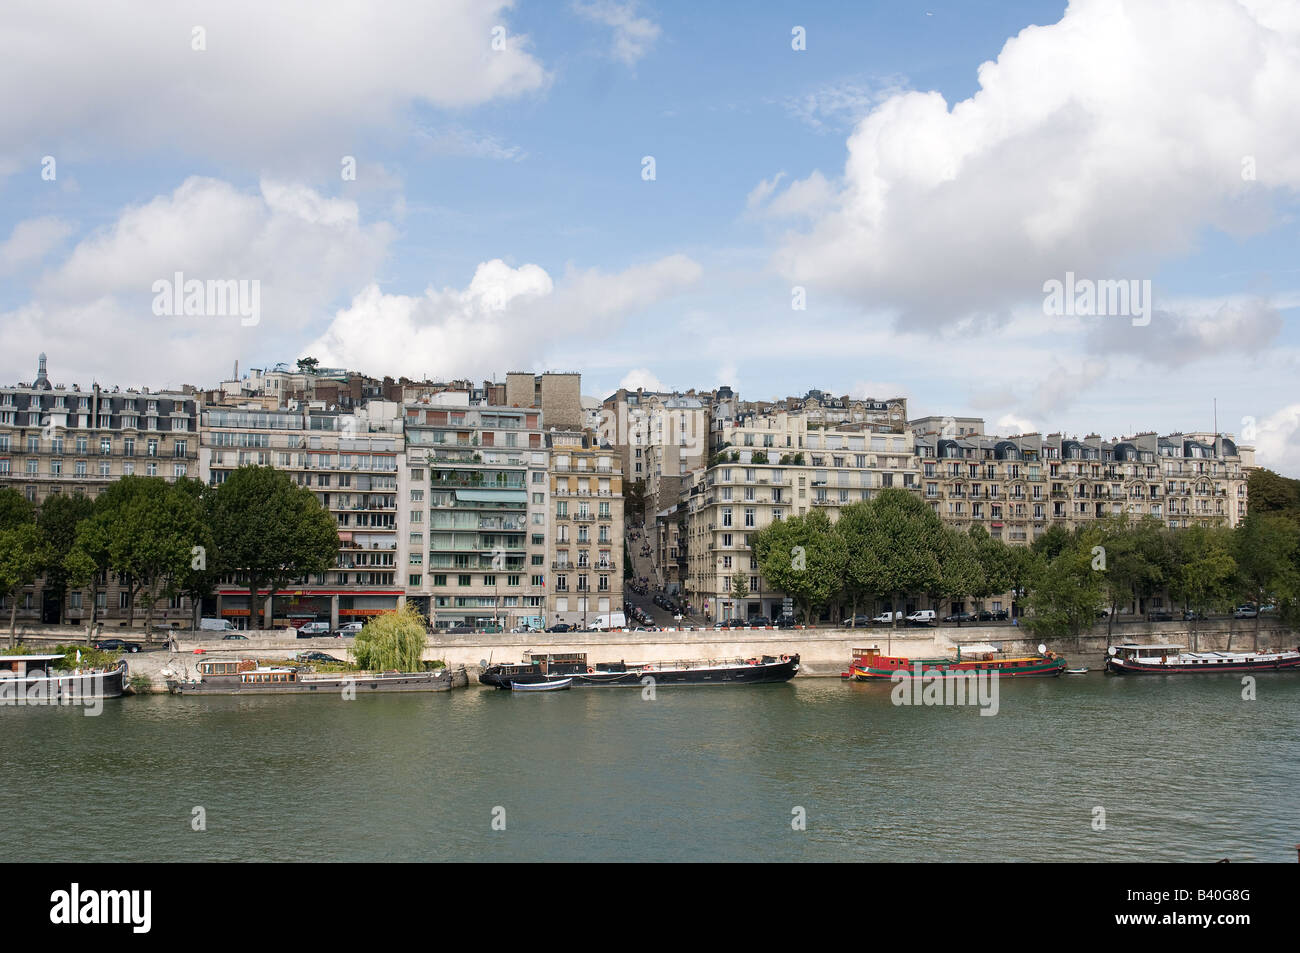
[0,653,127,702]
[1104,643,1300,675]
[167,658,469,694]
[847,643,1067,680]
[479,651,799,689]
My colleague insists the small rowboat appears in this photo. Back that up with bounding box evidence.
[1065,667,1089,675]
[510,677,572,692]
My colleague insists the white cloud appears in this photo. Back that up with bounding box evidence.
[0,1,548,169]
[772,0,1300,329]
[0,217,75,275]
[996,413,1036,435]
[572,1,661,66]
[0,176,395,387]
[1251,404,1300,477]
[619,368,664,391]
[308,254,702,380]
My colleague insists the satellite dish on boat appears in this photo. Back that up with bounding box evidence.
[1037,643,1046,655]
[1108,646,1118,656]
[479,659,488,670]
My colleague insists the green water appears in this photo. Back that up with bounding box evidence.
[4,674,1298,862]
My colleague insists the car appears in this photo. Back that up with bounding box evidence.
[942,612,978,624]
[872,611,897,625]
[445,625,475,634]
[545,623,575,633]
[334,622,364,637]
[775,614,798,629]
[222,634,249,640]
[1182,609,1205,621]
[296,621,332,637]
[1147,609,1174,622]
[841,614,873,627]
[294,651,343,664]
[905,610,937,626]
[747,616,772,627]
[977,609,1009,622]
[1233,604,1259,619]
[92,638,142,653]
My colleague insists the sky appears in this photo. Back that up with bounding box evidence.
[2,0,1299,474]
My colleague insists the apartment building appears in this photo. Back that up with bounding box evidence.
[403,393,549,631]
[546,430,624,627]
[0,354,201,624]
[680,410,918,622]
[200,397,405,628]
[910,421,1254,541]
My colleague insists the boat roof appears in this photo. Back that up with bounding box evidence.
[0,654,66,662]
[957,643,1001,653]
[1115,643,1184,650]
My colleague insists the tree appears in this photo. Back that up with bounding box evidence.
[1232,512,1300,650]
[729,572,749,603]
[834,502,876,621]
[297,356,320,374]
[1168,525,1236,650]
[37,492,95,625]
[938,527,983,619]
[1246,469,1300,523]
[967,526,1015,615]
[855,489,946,630]
[351,605,428,671]
[209,466,340,630]
[1023,537,1104,641]
[752,509,845,625]
[0,489,49,646]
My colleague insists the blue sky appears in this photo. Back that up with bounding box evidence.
[2,0,1298,473]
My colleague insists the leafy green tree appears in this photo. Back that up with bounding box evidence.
[855,489,946,629]
[752,509,845,624]
[1023,537,1104,641]
[0,490,49,646]
[938,527,983,619]
[1168,525,1236,650]
[1232,511,1300,650]
[38,492,96,625]
[729,572,749,603]
[351,605,429,671]
[297,356,320,374]
[209,466,340,630]
[1246,469,1300,523]
[967,526,1015,616]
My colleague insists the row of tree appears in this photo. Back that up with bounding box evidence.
[749,484,1300,642]
[0,466,340,645]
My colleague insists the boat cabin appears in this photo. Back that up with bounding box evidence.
[1110,643,1184,663]
[199,658,298,684]
[0,654,65,677]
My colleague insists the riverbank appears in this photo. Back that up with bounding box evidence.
[65,619,1296,691]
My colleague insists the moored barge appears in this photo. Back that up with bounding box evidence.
[479,651,799,689]
[0,654,127,702]
[1104,643,1300,675]
[847,643,1067,680]
[167,658,469,694]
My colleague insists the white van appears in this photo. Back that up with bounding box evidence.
[589,612,627,631]
[905,610,937,626]
[199,617,234,632]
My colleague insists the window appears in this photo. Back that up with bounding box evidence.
[458,574,471,586]
[433,574,447,587]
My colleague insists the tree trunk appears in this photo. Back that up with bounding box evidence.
[142,583,155,644]
[248,579,261,630]
[8,594,18,648]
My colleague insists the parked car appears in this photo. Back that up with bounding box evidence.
[905,610,937,626]
[92,638,142,653]
[775,614,798,629]
[942,612,978,624]
[198,617,234,632]
[747,616,772,627]
[295,651,343,663]
[334,622,364,637]
[841,614,873,627]
[1182,609,1205,621]
[872,611,897,625]
[222,634,249,640]
[445,625,475,634]
[977,609,1009,622]
[545,623,574,633]
[1233,604,1259,619]
[296,621,332,638]
[1147,609,1174,622]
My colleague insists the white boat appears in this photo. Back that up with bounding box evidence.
[510,677,573,692]
[1065,667,1089,675]
[1104,643,1300,675]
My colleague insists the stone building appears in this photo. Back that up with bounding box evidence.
[0,354,201,624]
